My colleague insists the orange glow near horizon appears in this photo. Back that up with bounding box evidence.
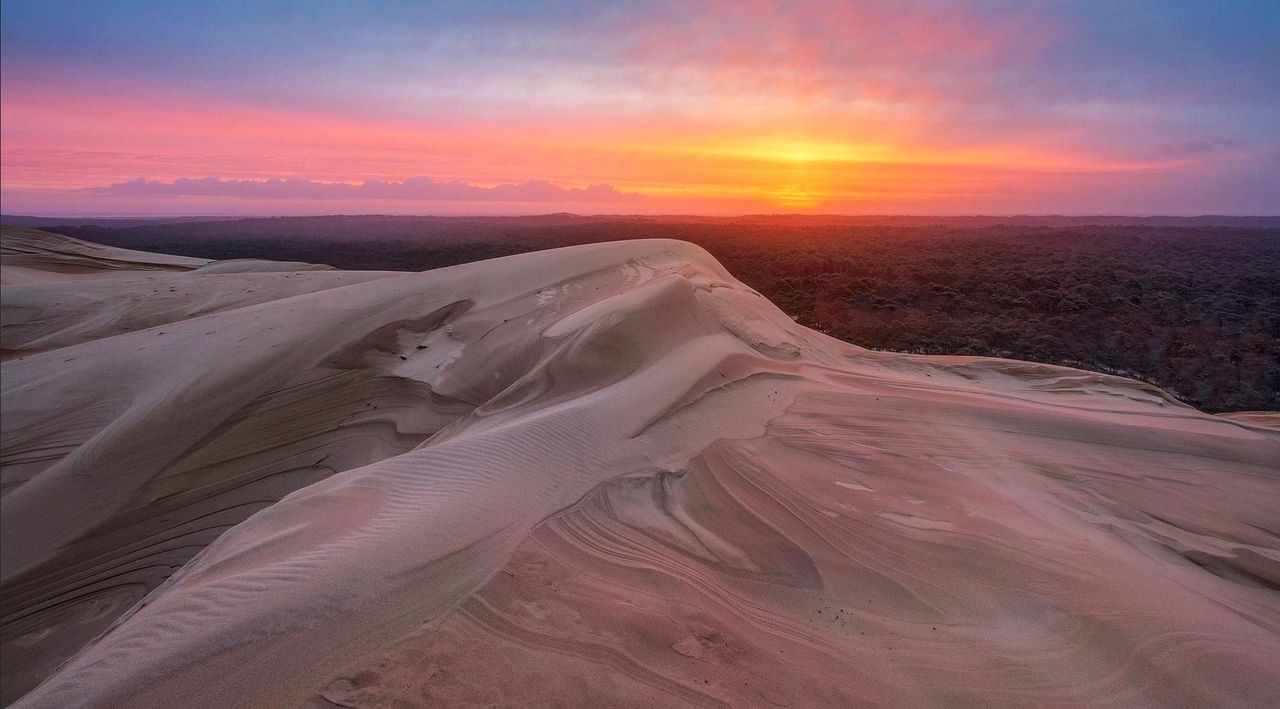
[0,82,1203,216]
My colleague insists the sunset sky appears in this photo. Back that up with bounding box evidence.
[2,1,1278,216]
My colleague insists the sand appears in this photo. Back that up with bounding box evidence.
[1,226,1277,708]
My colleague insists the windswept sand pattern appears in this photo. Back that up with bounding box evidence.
[1,227,1277,707]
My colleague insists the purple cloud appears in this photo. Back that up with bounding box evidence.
[89,176,640,202]
[1160,138,1240,156]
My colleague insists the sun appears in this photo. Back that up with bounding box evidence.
[770,184,822,209]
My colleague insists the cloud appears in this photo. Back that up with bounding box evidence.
[88,176,640,202]
[1161,138,1240,156]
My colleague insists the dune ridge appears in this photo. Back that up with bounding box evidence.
[1,227,1277,707]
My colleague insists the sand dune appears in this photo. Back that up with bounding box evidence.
[1,227,1277,707]
[1218,411,1280,432]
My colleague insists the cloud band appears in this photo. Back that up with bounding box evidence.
[89,176,639,202]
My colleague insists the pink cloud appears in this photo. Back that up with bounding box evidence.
[88,176,639,203]
[612,0,1061,106]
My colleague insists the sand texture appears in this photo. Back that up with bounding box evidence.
[2,227,1278,708]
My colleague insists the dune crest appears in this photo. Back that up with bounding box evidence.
[2,228,1277,708]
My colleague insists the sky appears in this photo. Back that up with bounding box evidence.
[2,0,1278,216]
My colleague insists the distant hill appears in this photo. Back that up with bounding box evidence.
[4,213,1279,230]
[0,215,248,228]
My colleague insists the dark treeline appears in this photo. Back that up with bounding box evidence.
[29,216,1280,412]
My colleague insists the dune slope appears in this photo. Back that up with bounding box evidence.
[1,229,1277,708]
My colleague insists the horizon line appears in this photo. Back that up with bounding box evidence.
[5,212,1280,221]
